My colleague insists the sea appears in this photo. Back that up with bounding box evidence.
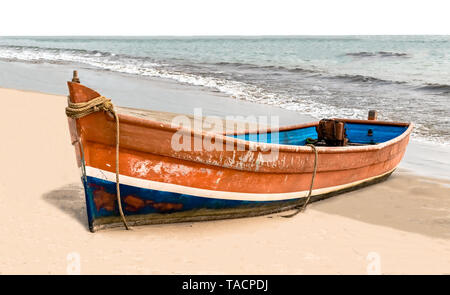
[0,35,449,145]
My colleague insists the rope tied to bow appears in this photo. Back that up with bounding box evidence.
[282,144,318,218]
[66,96,114,119]
[66,96,130,230]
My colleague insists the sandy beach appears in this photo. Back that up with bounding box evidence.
[1,86,449,274]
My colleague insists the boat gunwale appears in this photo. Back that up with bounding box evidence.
[114,111,413,154]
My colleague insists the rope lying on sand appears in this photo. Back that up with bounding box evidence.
[66,96,130,230]
[282,144,318,218]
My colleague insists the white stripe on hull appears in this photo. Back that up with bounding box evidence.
[85,166,394,202]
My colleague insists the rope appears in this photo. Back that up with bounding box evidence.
[282,144,318,218]
[66,96,130,230]
[66,96,114,119]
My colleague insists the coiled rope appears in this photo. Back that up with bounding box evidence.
[66,96,130,230]
[282,144,318,218]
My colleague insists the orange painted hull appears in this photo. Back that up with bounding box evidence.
[67,82,412,231]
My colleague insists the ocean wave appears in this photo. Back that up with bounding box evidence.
[329,74,405,85]
[214,61,248,67]
[328,74,450,95]
[213,61,317,73]
[346,51,409,58]
[0,44,167,69]
[417,83,450,94]
[214,61,412,88]
[0,45,161,71]
[0,44,116,58]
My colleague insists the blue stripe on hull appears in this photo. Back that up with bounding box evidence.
[83,176,298,229]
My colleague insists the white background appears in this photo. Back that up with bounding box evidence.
[0,0,449,35]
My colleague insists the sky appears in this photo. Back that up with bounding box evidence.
[0,0,449,36]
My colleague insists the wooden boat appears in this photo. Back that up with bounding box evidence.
[66,73,413,232]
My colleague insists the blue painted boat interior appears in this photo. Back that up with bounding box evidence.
[231,123,408,146]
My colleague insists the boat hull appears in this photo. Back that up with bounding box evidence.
[85,167,395,232]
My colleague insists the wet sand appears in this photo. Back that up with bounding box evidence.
[1,86,449,274]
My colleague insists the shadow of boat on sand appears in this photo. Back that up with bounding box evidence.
[42,183,89,230]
